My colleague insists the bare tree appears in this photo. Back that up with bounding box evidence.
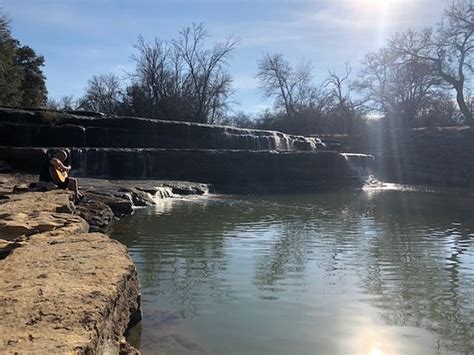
[78,73,122,114]
[126,24,237,123]
[46,95,77,110]
[220,111,256,128]
[256,53,320,118]
[392,1,473,124]
[129,35,178,119]
[355,45,445,127]
[324,64,358,133]
[172,23,237,123]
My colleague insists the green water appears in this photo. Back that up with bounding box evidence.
[112,185,474,355]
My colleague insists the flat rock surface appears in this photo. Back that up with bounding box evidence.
[0,232,140,354]
[1,190,75,214]
[0,173,211,353]
[0,211,88,240]
[0,175,141,354]
[79,177,210,196]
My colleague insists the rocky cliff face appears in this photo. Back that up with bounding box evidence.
[0,147,358,192]
[0,106,369,191]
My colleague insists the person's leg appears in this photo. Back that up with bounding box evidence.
[67,178,81,200]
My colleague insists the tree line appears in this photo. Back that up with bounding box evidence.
[0,1,472,134]
[245,0,473,134]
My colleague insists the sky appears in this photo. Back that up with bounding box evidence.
[1,0,449,114]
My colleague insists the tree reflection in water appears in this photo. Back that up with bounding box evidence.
[113,188,474,354]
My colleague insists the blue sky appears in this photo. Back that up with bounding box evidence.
[2,0,448,114]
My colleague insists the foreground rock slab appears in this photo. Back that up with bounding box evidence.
[0,180,141,354]
[0,174,211,353]
[0,231,140,354]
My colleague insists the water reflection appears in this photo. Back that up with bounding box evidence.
[112,187,474,355]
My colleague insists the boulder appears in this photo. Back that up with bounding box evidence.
[118,187,155,207]
[0,231,140,354]
[85,191,134,216]
[75,199,115,233]
[161,182,209,195]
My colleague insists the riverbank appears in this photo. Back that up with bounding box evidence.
[0,173,209,354]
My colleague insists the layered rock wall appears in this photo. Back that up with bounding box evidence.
[0,107,322,151]
[0,106,365,191]
[338,127,474,188]
[0,147,353,192]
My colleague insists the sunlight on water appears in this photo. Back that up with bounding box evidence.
[113,187,474,355]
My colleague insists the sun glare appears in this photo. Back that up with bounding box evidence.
[349,0,399,47]
[370,347,384,355]
[355,0,403,10]
[359,0,400,4]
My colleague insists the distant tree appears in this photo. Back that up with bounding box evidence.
[0,13,22,106]
[256,53,320,119]
[0,11,47,108]
[46,95,77,111]
[127,35,178,119]
[120,82,152,118]
[324,64,359,133]
[355,44,446,128]
[392,1,473,124]
[255,53,336,134]
[173,24,237,123]
[124,24,238,123]
[15,44,47,107]
[0,12,8,38]
[78,73,122,114]
[220,111,256,128]
[417,91,461,126]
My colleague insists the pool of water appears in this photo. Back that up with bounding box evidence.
[112,185,474,355]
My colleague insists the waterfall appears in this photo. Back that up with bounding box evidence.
[70,148,110,177]
[305,137,325,151]
[342,153,379,186]
[71,149,85,176]
[154,186,175,199]
[272,133,293,151]
[285,135,294,151]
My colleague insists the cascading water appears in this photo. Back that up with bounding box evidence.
[70,148,110,177]
[305,137,324,150]
[154,186,175,199]
[272,132,293,151]
[71,148,88,177]
[342,153,380,186]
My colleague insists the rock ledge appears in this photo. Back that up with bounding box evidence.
[0,177,141,354]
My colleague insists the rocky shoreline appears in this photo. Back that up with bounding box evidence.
[0,173,209,354]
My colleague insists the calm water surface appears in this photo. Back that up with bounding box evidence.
[112,185,474,355]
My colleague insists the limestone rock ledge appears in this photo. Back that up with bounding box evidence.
[0,189,141,354]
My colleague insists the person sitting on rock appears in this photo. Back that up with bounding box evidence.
[39,149,83,201]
